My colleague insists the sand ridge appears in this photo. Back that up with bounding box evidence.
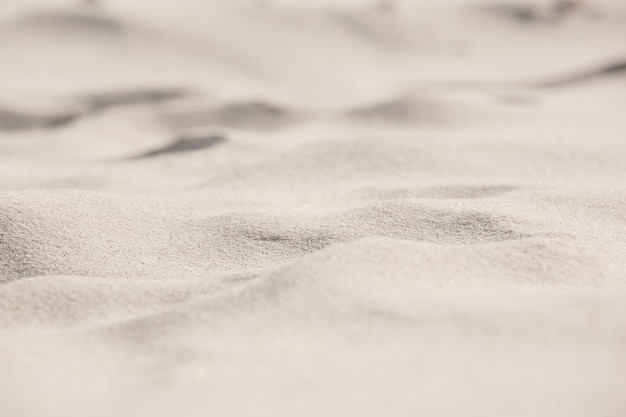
[1,0,626,416]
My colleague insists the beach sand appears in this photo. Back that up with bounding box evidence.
[1,0,625,416]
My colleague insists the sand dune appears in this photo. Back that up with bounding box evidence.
[1,0,625,416]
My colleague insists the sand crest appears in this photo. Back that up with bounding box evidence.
[1,1,625,416]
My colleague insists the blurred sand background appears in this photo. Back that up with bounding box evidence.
[1,0,626,416]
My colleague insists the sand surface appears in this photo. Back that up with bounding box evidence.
[1,0,626,416]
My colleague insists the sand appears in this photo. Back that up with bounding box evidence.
[1,0,625,416]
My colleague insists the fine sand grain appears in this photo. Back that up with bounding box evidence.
[1,1,625,416]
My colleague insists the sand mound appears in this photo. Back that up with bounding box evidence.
[1,1,625,416]
[159,100,304,132]
[0,188,536,285]
[344,91,529,127]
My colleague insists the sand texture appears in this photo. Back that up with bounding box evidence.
[1,0,626,416]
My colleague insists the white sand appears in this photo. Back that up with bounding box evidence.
[1,0,626,416]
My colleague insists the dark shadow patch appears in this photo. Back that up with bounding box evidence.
[481,3,540,22]
[16,10,124,34]
[80,88,190,112]
[535,60,626,87]
[160,100,298,132]
[0,107,79,131]
[207,101,293,130]
[341,203,528,245]
[0,87,189,132]
[474,1,590,24]
[346,95,450,125]
[131,133,227,159]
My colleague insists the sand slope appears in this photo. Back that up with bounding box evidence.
[1,1,626,416]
